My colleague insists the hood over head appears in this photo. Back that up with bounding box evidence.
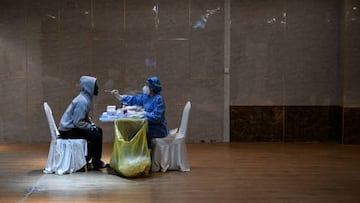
[80,76,97,95]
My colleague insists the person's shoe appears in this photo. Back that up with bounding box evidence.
[92,160,109,169]
[77,166,86,172]
[77,163,91,172]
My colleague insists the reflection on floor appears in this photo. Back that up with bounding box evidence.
[1,143,360,203]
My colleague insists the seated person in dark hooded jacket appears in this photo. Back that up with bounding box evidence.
[58,75,107,169]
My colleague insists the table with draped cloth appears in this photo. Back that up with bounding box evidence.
[99,107,151,177]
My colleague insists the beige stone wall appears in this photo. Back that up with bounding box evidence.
[0,0,358,143]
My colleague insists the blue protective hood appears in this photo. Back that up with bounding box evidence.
[147,76,162,93]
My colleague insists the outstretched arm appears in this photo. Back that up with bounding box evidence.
[110,89,123,101]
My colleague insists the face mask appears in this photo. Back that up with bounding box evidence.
[142,85,150,95]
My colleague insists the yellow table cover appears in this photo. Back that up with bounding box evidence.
[110,118,151,177]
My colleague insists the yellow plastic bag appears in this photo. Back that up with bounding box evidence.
[109,118,151,177]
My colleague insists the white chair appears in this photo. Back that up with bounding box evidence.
[151,101,191,172]
[43,102,88,175]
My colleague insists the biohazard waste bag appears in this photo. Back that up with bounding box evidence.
[109,118,151,177]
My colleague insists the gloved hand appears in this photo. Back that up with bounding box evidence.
[110,89,119,94]
[110,89,123,101]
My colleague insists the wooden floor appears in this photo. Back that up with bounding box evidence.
[1,143,360,203]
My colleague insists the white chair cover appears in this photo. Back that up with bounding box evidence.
[43,102,88,175]
[151,101,191,172]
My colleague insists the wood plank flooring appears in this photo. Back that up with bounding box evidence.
[0,143,360,203]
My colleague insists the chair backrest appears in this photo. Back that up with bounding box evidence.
[43,102,60,141]
[178,101,191,138]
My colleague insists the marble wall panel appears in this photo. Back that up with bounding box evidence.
[231,0,342,106]
[0,1,28,141]
[55,38,92,94]
[40,40,75,105]
[191,0,224,32]
[91,40,125,101]
[0,0,27,40]
[343,0,360,107]
[284,106,342,143]
[27,38,48,142]
[121,40,157,91]
[26,0,60,40]
[188,64,224,143]
[0,78,28,142]
[156,40,191,129]
[189,0,224,142]
[0,0,27,80]
[26,40,44,109]
[343,107,360,144]
[0,40,27,81]
[188,102,223,143]
[26,1,53,104]
[28,2,60,96]
[285,0,341,105]
[92,0,124,39]
[230,106,284,142]
[125,0,156,40]
[24,1,61,142]
[27,103,49,143]
[231,106,342,143]
[231,0,286,105]
[0,1,358,144]
[58,0,91,38]
[157,0,189,39]
[156,40,190,102]
[36,0,92,118]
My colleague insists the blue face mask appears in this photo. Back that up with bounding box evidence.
[143,85,150,95]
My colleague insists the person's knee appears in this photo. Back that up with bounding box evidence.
[96,127,103,135]
[87,129,102,142]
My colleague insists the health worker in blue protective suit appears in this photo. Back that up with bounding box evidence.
[111,76,169,149]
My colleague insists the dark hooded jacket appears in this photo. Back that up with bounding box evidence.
[59,76,97,131]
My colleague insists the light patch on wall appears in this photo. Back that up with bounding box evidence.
[145,57,156,68]
[267,18,276,24]
[46,14,56,19]
[153,3,159,30]
[193,7,221,29]
[267,12,287,24]
[281,12,287,24]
